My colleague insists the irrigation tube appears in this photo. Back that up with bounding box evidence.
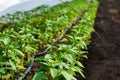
[18,6,91,80]
[18,54,35,80]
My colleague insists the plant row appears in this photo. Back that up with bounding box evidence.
[0,0,98,80]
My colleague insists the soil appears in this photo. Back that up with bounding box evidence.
[80,0,120,80]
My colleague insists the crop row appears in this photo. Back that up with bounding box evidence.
[0,0,98,80]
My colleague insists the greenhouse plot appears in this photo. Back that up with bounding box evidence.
[0,0,98,80]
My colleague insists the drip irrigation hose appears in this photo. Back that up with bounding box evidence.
[18,6,91,80]
[18,54,35,80]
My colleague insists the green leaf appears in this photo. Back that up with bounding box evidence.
[64,54,74,63]
[0,62,10,66]
[10,61,16,70]
[61,71,77,80]
[82,54,88,59]
[73,66,85,78]
[76,61,84,68]
[0,68,5,74]
[79,70,85,79]
[38,65,48,71]
[24,45,37,53]
[32,72,45,80]
[50,68,58,78]
[3,38,10,45]
[14,49,24,57]
[17,65,25,70]
[45,54,53,59]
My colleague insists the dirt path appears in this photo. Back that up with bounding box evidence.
[82,0,120,80]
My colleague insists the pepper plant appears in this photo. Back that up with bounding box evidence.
[0,0,98,79]
[33,1,98,80]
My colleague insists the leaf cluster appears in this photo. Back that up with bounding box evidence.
[0,0,98,79]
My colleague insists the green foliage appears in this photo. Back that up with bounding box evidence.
[32,72,46,80]
[0,0,98,79]
[33,1,99,80]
